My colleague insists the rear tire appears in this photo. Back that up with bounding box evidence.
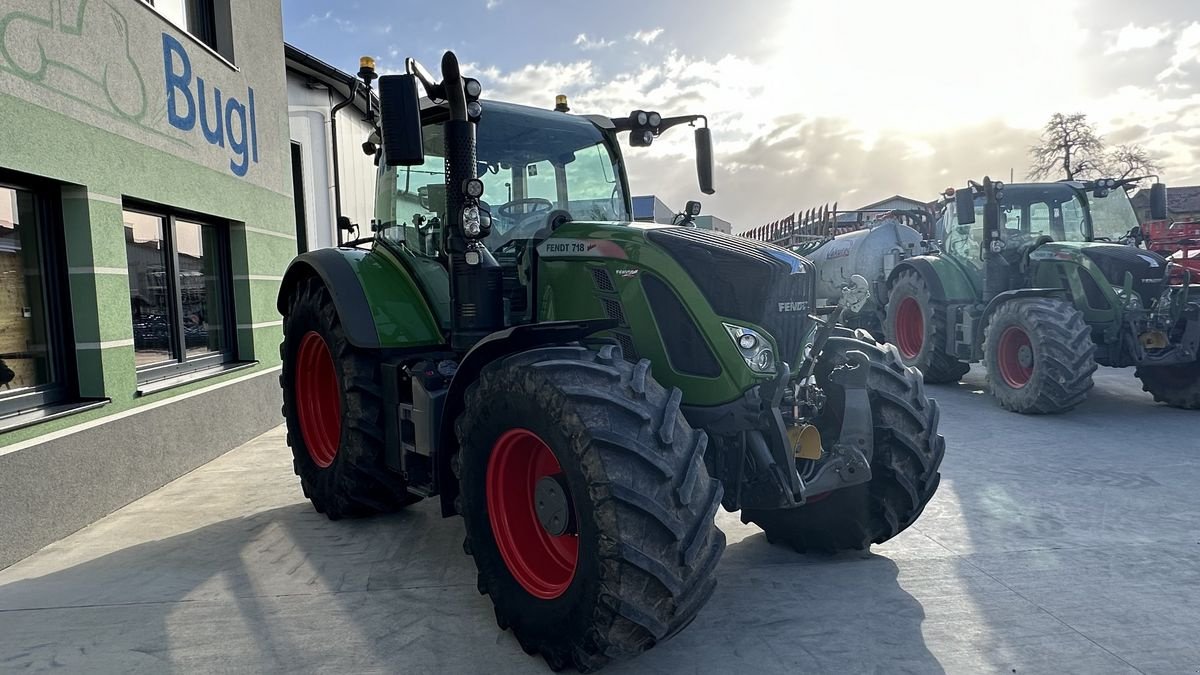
[1136,360,1200,409]
[281,276,419,519]
[983,297,1096,414]
[455,344,725,671]
[742,332,945,553]
[884,270,970,384]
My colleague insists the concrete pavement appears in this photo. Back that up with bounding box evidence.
[1,366,1198,674]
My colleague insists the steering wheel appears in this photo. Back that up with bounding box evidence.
[496,198,554,219]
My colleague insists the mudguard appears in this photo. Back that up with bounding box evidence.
[981,288,1068,326]
[277,247,444,349]
[887,255,977,303]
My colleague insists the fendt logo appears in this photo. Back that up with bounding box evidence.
[777,301,808,313]
[162,33,259,177]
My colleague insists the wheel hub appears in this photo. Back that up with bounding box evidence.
[486,428,579,600]
[295,331,341,467]
[997,326,1035,388]
[534,474,575,536]
[1017,344,1033,369]
[895,297,924,360]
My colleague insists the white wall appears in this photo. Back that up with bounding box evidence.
[286,73,377,250]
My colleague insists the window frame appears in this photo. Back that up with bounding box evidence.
[0,175,76,419]
[123,201,237,384]
[139,0,236,65]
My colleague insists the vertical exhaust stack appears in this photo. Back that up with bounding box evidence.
[438,52,504,351]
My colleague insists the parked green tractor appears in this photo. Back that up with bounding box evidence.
[876,177,1199,413]
[277,52,944,670]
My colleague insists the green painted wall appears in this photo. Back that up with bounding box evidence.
[0,1,295,447]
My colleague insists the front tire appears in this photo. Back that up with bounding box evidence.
[1136,360,1200,409]
[455,344,725,671]
[884,270,970,384]
[983,297,1096,414]
[742,332,945,553]
[281,277,418,519]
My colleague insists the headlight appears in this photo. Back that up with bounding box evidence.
[462,205,481,237]
[1111,285,1142,310]
[724,323,776,374]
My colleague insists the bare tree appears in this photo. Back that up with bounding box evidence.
[1028,113,1105,181]
[1103,144,1164,180]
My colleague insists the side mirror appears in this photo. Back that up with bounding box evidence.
[1150,182,1168,220]
[695,127,715,195]
[378,74,424,166]
[955,189,976,225]
[686,200,702,216]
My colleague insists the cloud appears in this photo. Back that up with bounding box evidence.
[1106,24,1171,54]
[631,28,664,45]
[574,34,616,50]
[486,0,502,8]
[1159,22,1200,81]
[467,3,1200,229]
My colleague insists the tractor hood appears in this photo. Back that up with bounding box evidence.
[1033,242,1170,300]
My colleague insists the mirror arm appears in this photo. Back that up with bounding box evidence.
[405,57,445,100]
[657,114,706,134]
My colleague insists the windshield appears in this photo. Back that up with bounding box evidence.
[375,102,628,256]
[1086,187,1140,240]
[962,183,1137,245]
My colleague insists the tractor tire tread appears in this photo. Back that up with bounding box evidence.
[280,276,419,520]
[455,345,725,672]
[742,333,944,553]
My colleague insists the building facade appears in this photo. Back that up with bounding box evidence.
[632,194,675,223]
[694,214,731,234]
[0,0,294,567]
[285,45,378,251]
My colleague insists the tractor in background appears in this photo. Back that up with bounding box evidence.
[276,51,944,670]
[830,176,1199,413]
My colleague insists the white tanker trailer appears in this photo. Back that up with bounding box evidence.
[801,214,936,333]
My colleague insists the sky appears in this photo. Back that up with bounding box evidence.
[283,0,1200,231]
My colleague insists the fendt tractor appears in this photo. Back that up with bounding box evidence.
[811,176,1200,414]
[276,52,944,671]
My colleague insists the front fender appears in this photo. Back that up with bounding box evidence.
[277,247,444,349]
[887,255,978,303]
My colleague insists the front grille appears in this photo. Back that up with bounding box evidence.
[642,274,721,378]
[591,267,615,292]
[601,297,625,324]
[647,228,815,366]
[1079,245,1168,305]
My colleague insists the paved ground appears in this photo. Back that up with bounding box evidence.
[2,366,1199,674]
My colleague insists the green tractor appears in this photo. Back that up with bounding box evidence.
[875,176,1199,413]
[277,52,944,670]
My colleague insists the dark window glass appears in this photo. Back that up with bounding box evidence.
[176,219,225,359]
[123,206,233,380]
[124,210,174,367]
[1,187,52,393]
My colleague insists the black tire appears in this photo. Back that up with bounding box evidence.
[1136,360,1200,409]
[455,344,725,672]
[742,332,945,553]
[983,297,1096,414]
[884,270,970,384]
[280,276,418,519]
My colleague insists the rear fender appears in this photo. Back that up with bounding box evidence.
[435,319,617,517]
[277,247,444,349]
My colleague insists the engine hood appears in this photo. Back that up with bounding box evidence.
[1032,242,1170,300]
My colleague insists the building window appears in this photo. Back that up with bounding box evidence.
[143,0,235,63]
[0,182,70,417]
[124,205,234,381]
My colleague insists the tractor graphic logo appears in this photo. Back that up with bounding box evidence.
[0,0,148,121]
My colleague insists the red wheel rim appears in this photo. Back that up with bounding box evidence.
[997,326,1034,388]
[486,429,578,600]
[895,297,925,359]
[295,331,341,468]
